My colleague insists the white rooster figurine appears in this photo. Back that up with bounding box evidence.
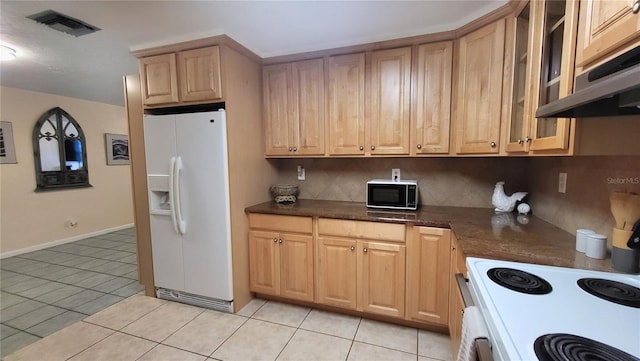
[492,181,528,213]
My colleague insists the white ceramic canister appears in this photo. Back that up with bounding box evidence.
[576,229,595,253]
[586,233,608,259]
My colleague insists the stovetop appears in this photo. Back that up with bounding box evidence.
[467,257,640,361]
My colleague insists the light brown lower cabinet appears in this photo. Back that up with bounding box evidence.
[248,215,314,302]
[317,236,406,318]
[317,218,406,318]
[316,237,357,309]
[405,227,452,325]
[448,234,467,357]
[249,214,456,328]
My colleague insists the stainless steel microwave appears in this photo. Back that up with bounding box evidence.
[366,179,419,210]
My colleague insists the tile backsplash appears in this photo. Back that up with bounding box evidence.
[272,155,640,240]
[528,156,640,239]
[273,157,529,208]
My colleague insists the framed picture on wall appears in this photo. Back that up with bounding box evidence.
[105,133,130,165]
[0,121,17,164]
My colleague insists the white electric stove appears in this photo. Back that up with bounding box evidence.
[466,257,640,361]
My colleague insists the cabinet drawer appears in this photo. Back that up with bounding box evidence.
[318,218,405,242]
[248,214,312,234]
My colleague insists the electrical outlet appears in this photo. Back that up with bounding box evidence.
[392,168,401,181]
[558,172,567,193]
[297,165,305,181]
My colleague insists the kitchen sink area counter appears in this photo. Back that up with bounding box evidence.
[246,199,616,273]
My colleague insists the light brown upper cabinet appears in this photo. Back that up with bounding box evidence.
[139,46,222,107]
[263,59,325,156]
[328,53,366,155]
[178,47,222,102]
[139,53,179,105]
[327,48,411,156]
[411,42,453,155]
[504,3,535,153]
[454,19,506,154]
[576,0,640,68]
[529,0,579,152]
[368,47,412,155]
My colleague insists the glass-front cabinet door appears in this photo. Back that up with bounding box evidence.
[505,3,533,153]
[530,0,579,151]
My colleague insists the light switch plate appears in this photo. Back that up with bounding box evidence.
[297,165,305,181]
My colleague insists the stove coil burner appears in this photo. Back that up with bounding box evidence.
[487,268,552,294]
[534,333,640,361]
[577,278,640,308]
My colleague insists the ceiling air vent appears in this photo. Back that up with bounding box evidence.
[27,10,100,37]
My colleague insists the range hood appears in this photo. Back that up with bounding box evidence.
[536,45,640,118]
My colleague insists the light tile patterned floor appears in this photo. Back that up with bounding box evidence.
[4,296,452,361]
[1,227,452,360]
[0,228,144,357]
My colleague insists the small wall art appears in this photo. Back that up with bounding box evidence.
[0,121,17,164]
[105,133,130,165]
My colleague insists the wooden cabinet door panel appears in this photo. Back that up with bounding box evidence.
[140,53,178,105]
[358,241,405,318]
[412,42,453,155]
[529,0,578,152]
[455,19,506,154]
[448,234,466,356]
[406,227,451,325]
[328,53,366,155]
[263,64,294,155]
[280,233,314,302]
[292,59,325,155]
[178,46,222,102]
[317,237,357,309]
[249,230,280,296]
[369,47,411,155]
[578,0,640,67]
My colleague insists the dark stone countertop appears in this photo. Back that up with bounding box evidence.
[246,199,621,273]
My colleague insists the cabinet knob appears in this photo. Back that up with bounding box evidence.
[525,136,531,143]
[273,238,278,243]
[363,247,368,253]
[490,142,497,148]
[370,145,375,151]
[278,239,283,244]
[293,147,297,152]
[350,246,355,251]
[359,145,364,151]
[633,0,640,14]
[288,147,293,151]
[417,144,422,149]
[517,138,523,144]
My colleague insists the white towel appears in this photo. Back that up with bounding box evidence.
[456,306,490,361]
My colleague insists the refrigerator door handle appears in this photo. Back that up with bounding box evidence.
[169,156,180,234]
[173,156,186,235]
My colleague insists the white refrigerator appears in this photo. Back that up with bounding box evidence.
[143,109,233,312]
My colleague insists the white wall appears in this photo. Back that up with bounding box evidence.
[0,87,134,256]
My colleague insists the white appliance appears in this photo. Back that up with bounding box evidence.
[466,257,640,361]
[143,109,233,313]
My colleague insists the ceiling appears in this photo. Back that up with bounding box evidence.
[0,1,508,107]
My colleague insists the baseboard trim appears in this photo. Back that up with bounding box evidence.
[0,223,135,259]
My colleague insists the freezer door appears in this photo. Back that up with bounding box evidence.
[143,114,185,292]
[175,110,233,300]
